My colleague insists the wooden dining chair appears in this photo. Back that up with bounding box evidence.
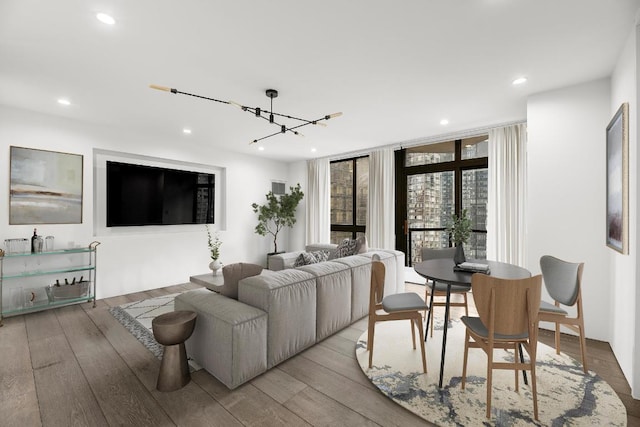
[368,256,428,373]
[461,273,542,420]
[538,255,587,373]
[421,247,469,337]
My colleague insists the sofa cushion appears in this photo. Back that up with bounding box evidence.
[239,269,317,368]
[296,261,352,340]
[293,250,330,267]
[217,262,263,299]
[332,254,374,322]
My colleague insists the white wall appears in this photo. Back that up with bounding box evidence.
[526,79,612,343]
[287,160,308,251]
[0,106,291,299]
[610,21,639,399]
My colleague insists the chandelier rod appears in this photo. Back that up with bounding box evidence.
[150,84,342,144]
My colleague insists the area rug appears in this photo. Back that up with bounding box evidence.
[356,318,626,426]
[109,293,201,371]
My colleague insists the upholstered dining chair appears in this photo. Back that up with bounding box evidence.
[421,247,469,337]
[461,273,542,420]
[538,255,587,373]
[368,256,428,373]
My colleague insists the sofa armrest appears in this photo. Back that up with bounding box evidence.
[267,251,304,271]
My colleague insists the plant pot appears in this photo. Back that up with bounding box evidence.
[209,259,222,275]
[454,245,466,265]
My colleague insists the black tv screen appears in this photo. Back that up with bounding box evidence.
[106,161,214,227]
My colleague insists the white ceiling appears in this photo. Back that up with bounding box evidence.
[1,0,639,162]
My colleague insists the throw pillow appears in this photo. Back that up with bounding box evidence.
[293,250,330,267]
[219,262,263,299]
[355,235,368,254]
[334,238,358,259]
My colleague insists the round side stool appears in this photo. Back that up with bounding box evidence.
[151,310,197,392]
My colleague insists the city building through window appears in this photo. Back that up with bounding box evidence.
[395,136,488,265]
[330,156,369,243]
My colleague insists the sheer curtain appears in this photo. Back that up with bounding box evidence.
[487,123,527,266]
[306,158,330,244]
[368,147,395,249]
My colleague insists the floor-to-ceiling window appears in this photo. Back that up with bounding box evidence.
[330,156,369,243]
[395,136,488,265]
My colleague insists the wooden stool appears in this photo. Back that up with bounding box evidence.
[151,310,197,391]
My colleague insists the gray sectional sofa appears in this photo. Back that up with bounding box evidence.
[175,246,405,389]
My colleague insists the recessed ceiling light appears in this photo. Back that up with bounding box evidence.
[440,119,449,125]
[258,146,265,151]
[57,99,71,106]
[512,77,527,85]
[96,13,115,25]
[311,148,317,153]
[182,128,192,134]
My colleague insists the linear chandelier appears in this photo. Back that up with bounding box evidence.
[150,85,342,144]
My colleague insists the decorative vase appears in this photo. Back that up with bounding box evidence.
[454,244,466,265]
[209,259,222,275]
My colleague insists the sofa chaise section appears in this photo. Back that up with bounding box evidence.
[174,288,268,389]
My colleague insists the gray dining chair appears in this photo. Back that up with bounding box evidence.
[461,273,542,420]
[368,255,428,372]
[421,247,469,337]
[538,255,587,373]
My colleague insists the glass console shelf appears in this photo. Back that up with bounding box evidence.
[0,241,100,326]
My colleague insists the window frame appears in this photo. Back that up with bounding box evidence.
[330,155,368,241]
[395,138,488,265]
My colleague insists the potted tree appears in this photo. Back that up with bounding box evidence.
[447,208,472,265]
[251,183,304,254]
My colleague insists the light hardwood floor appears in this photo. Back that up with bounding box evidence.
[1,281,638,426]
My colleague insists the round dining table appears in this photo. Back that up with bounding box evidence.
[414,258,531,388]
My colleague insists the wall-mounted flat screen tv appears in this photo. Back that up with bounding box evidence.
[106,161,214,227]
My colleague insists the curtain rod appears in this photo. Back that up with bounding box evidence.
[323,119,526,162]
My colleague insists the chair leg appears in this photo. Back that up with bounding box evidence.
[554,321,561,355]
[513,344,519,391]
[463,293,469,316]
[531,357,539,420]
[578,323,588,373]
[415,317,427,373]
[410,318,417,349]
[486,352,493,419]
[368,317,375,368]
[461,330,470,389]
[430,302,435,337]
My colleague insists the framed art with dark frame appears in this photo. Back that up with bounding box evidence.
[605,103,629,254]
[9,146,84,224]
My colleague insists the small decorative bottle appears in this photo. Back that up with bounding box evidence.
[31,228,37,253]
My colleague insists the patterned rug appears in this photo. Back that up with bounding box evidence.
[109,293,201,371]
[356,318,626,426]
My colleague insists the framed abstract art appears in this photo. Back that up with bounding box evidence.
[9,146,83,224]
[605,103,629,254]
